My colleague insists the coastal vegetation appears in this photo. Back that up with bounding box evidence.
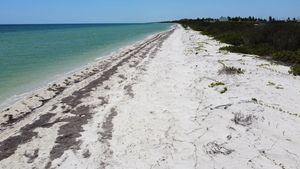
[175,17,300,75]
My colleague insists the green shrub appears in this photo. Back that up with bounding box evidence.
[221,45,274,56]
[291,64,300,75]
[272,50,300,63]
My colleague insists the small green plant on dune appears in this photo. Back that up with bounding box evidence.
[267,81,276,86]
[194,42,205,52]
[220,87,228,94]
[218,60,226,67]
[208,81,227,94]
[257,64,271,67]
[209,82,225,88]
[252,98,258,103]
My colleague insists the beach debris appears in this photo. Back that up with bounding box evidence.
[204,141,234,156]
[275,86,284,89]
[98,97,109,106]
[24,149,39,163]
[267,81,276,86]
[124,85,134,98]
[212,103,232,110]
[3,114,14,123]
[82,149,91,158]
[118,74,126,80]
[104,85,111,90]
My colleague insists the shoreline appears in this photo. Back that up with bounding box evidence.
[0,26,174,111]
[0,26,176,168]
[0,26,176,126]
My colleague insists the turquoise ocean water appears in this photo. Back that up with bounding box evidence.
[0,23,172,104]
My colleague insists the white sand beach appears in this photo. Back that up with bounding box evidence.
[0,25,300,169]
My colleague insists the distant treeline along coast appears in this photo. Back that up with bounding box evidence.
[173,16,300,75]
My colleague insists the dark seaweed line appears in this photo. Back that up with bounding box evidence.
[45,29,174,169]
[97,29,175,169]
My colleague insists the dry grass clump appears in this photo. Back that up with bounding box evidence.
[232,113,254,126]
[204,141,234,156]
[219,66,245,75]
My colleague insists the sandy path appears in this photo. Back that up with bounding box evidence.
[1,26,300,169]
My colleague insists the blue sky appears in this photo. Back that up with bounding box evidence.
[0,0,299,24]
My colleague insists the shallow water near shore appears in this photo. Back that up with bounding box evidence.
[0,23,172,105]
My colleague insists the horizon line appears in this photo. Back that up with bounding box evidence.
[0,22,164,25]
